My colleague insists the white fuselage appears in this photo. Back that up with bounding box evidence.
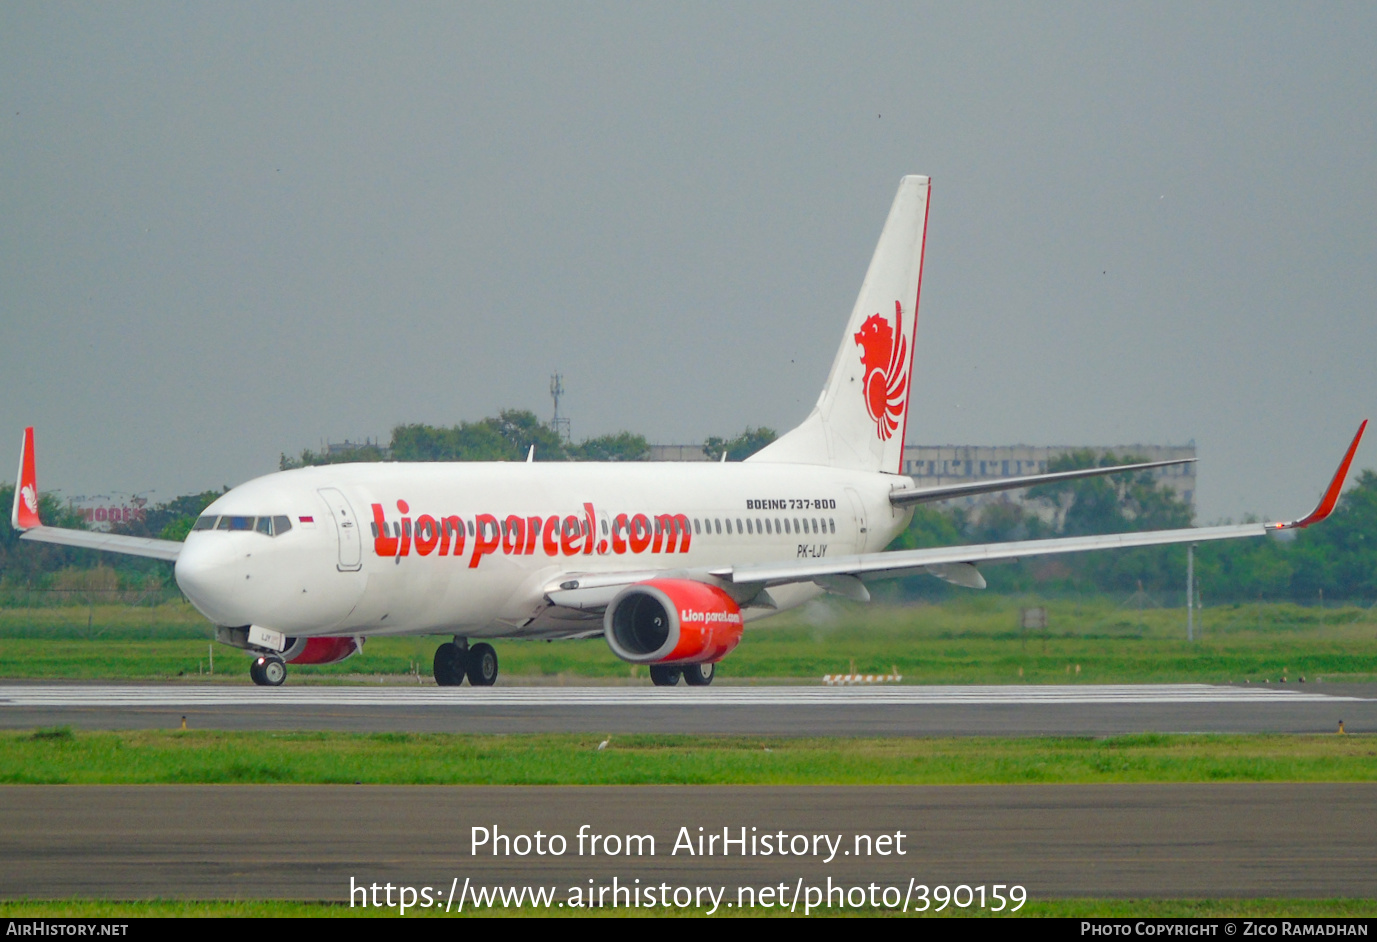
[173,461,915,641]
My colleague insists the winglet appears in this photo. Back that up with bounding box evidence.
[12,426,41,531]
[1273,420,1368,530]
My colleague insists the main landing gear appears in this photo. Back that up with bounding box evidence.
[433,638,499,686]
[249,655,287,687]
[649,662,715,687]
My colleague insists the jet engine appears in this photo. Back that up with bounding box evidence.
[603,579,743,665]
[280,636,363,665]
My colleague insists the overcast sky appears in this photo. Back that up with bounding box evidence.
[3,3,1374,522]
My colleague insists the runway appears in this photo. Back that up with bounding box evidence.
[3,784,1374,901]
[1,682,1371,735]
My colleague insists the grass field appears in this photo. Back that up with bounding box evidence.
[3,728,1372,785]
[0,898,1372,918]
[0,595,1374,684]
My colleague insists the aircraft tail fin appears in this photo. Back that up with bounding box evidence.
[12,427,41,531]
[748,175,930,474]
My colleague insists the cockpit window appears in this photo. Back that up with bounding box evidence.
[198,514,293,537]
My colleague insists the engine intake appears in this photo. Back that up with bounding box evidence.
[604,579,743,665]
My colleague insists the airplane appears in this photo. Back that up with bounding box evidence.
[10,175,1368,687]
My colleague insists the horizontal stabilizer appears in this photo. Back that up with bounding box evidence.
[889,457,1195,507]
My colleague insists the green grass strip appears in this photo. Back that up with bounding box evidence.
[3,729,1375,785]
[0,898,1372,917]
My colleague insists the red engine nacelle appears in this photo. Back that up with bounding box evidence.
[603,579,743,665]
[281,636,363,665]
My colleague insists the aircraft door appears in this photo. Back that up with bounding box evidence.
[318,488,363,572]
[844,487,869,554]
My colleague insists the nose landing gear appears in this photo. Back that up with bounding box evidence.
[249,655,286,687]
[433,638,500,687]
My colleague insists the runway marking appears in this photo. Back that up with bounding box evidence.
[0,683,1361,708]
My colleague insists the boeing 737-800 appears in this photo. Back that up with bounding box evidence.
[11,176,1368,686]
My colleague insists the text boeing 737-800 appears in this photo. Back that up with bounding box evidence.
[10,176,1368,686]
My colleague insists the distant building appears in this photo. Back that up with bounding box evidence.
[647,444,713,462]
[649,442,1197,515]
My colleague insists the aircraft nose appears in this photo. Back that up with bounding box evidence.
[175,536,254,626]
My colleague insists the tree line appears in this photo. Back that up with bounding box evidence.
[280,410,778,467]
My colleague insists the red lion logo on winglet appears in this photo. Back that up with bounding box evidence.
[854,300,909,441]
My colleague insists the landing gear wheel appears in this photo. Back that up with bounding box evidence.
[683,662,715,686]
[252,655,286,687]
[467,643,499,686]
[649,665,682,687]
[433,642,467,686]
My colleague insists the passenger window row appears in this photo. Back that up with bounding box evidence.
[692,517,835,537]
[192,514,293,536]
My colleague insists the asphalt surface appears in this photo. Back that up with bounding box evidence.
[2,784,1374,902]
[0,682,1371,736]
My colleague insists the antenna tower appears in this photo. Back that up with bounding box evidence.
[550,372,571,442]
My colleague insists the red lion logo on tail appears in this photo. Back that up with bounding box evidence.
[853,300,909,441]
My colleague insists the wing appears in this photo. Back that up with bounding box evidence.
[539,521,1268,611]
[10,427,183,562]
[717,522,1267,599]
